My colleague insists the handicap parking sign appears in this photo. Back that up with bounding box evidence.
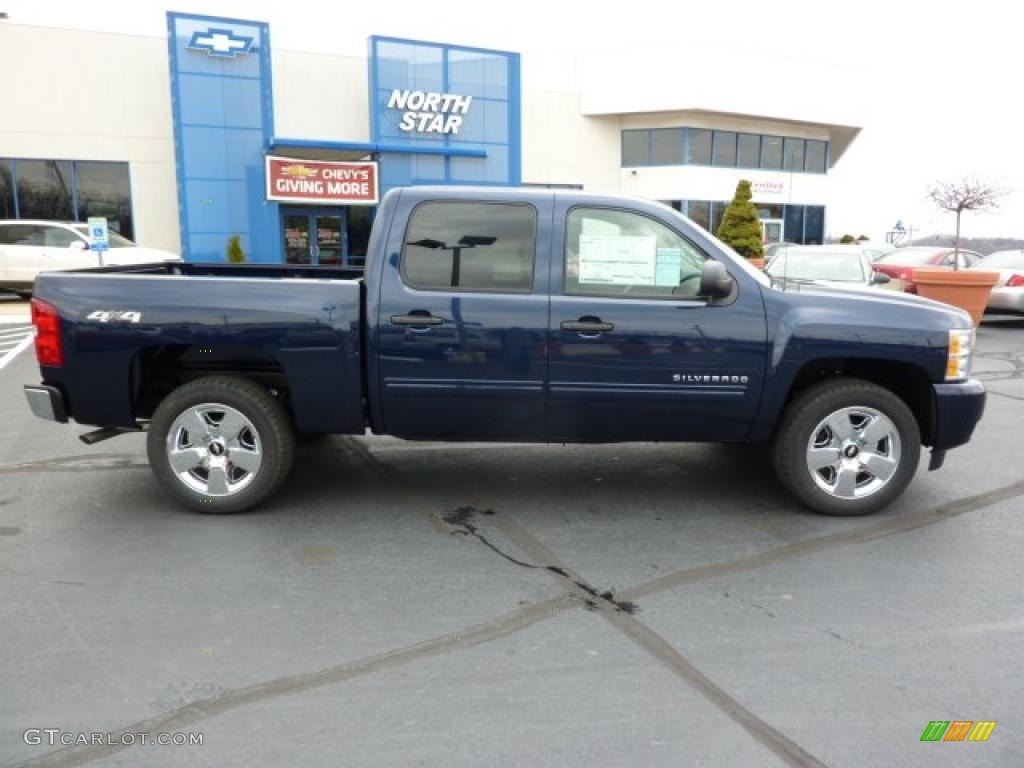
[87,217,109,252]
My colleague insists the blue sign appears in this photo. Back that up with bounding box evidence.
[186,27,255,58]
[87,217,109,252]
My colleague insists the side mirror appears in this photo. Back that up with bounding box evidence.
[69,240,88,251]
[871,271,891,285]
[699,261,735,299]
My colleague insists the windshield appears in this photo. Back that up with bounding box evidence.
[767,251,865,283]
[877,249,939,266]
[72,225,135,248]
[980,251,1024,269]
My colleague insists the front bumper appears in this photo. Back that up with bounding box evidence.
[931,378,985,452]
[24,385,68,423]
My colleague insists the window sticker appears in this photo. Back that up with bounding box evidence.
[655,247,683,286]
[578,235,658,285]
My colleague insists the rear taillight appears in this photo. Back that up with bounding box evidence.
[1007,274,1024,288]
[31,298,64,367]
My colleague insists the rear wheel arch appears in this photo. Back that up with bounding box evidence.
[131,344,290,422]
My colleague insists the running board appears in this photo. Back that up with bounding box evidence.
[79,426,143,445]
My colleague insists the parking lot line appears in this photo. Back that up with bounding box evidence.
[0,333,32,371]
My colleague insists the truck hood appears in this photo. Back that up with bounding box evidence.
[765,281,973,328]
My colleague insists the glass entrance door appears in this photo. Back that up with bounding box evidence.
[761,218,784,245]
[281,208,347,265]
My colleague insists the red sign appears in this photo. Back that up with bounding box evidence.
[265,157,379,205]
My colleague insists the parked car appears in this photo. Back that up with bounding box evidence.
[24,187,985,518]
[874,246,984,282]
[765,246,890,289]
[974,250,1024,314]
[0,220,179,297]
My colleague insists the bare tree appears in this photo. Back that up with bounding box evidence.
[927,178,1004,269]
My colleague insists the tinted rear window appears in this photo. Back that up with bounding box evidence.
[402,202,537,293]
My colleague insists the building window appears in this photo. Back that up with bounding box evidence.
[783,138,805,172]
[650,128,683,165]
[760,136,783,170]
[620,129,828,174]
[684,200,711,232]
[736,133,760,168]
[0,161,13,218]
[805,140,827,174]
[622,130,650,166]
[75,162,133,240]
[784,205,804,244]
[0,158,134,239]
[402,202,537,292]
[15,160,74,220]
[346,206,373,267]
[686,129,712,165]
[712,131,737,167]
[804,206,825,244]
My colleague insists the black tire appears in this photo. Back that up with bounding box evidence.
[147,376,295,514]
[772,377,921,516]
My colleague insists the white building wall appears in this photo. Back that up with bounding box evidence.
[0,23,180,253]
[272,51,369,142]
[521,90,620,191]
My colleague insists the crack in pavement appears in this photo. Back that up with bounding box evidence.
[482,509,827,768]
[5,595,575,768]
[10,446,1024,768]
[442,506,637,614]
[617,477,1024,601]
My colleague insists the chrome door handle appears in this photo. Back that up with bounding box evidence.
[561,320,614,333]
[391,313,444,327]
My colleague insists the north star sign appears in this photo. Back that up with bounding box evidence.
[387,89,473,134]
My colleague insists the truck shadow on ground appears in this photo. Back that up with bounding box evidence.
[276,436,835,529]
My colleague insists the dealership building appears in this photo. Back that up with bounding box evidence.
[0,11,861,265]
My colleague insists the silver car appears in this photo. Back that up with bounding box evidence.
[974,250,1024,314]
[765,246,891,289]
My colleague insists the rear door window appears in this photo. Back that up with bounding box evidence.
[401,202,537,293]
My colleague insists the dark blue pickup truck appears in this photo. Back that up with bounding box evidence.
[24,187,985,515]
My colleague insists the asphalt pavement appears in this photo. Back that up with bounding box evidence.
[1,302,1022,767]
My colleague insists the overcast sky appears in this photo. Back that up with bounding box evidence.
[6,0,1021,242]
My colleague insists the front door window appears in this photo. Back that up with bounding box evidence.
[283,215,312,264]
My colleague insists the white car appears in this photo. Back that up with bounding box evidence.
[974,250,1024,315]
[0,220,180,298]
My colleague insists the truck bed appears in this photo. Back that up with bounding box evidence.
[31,261,366,434]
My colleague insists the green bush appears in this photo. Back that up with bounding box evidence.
[839,234,856,244]
[716,180,763,259]
[226,235,246,264]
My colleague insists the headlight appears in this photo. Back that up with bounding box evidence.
[946,329,974,381]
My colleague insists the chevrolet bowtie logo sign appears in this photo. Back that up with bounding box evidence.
[186,28,255,58]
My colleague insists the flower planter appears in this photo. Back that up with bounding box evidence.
[910,267,999,326]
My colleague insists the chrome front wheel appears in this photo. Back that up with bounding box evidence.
[805,406,901,499]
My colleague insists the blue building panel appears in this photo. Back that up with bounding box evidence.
[369,36,521,191]
[168,12,278,263]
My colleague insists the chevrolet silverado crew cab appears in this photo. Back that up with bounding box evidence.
[23,187,985,516]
